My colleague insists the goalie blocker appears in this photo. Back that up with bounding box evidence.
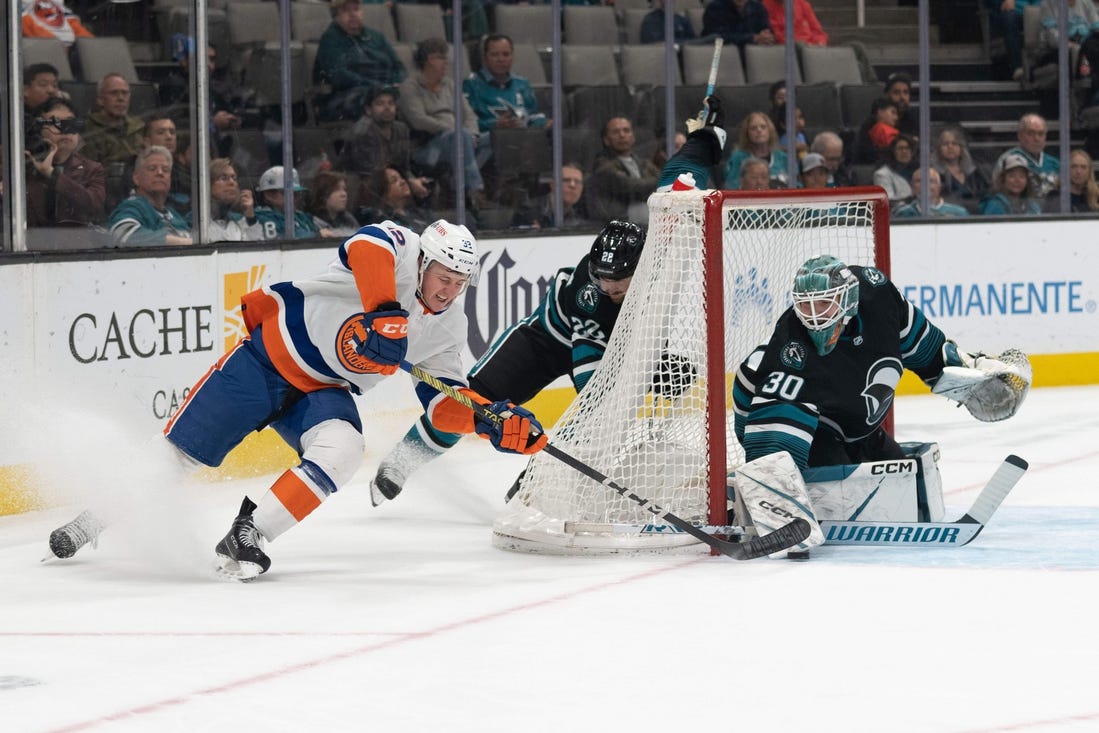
[730,442,944,556]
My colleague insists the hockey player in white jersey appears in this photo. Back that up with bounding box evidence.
[47,220,548,580]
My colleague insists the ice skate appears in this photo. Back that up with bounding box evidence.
[47,511,104,560]
[369,464,405,506]
[214,497,270,582]
[370,434,440,506]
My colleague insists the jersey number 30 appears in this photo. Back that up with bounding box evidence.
[760,371,804,400]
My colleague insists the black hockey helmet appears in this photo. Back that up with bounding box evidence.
[588,220,647,282]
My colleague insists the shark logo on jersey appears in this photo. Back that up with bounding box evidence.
[861,357,903,425]
[780,341,807,369]
[576,283,600,314]
[862,267,887,287]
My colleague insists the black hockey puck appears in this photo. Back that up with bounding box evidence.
[787,550,811,561]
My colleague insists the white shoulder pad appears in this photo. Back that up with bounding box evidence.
[732,452,824,556]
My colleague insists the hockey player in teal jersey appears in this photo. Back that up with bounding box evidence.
[729,255,1032,555]
[733,255,1031,470]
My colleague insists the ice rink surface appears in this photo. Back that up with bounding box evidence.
[2,385,1098,733]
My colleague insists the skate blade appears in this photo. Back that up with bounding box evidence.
[213,554,263,583]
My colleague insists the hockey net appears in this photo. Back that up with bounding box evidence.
[493,188,890,554]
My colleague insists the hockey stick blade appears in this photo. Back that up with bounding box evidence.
[820,454,1028,547]
[400,361,809,560]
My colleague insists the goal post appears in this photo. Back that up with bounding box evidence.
[493,187,891,554]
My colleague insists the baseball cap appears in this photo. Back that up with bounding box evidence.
[997,152,1030,174]
[800,152,827,174]
[257,166,305,192]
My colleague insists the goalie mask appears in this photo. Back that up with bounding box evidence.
[417,219,480,299]
[792,255,859,356]
[588,220,647,283]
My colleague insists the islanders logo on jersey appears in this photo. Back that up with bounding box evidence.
[862,266,888,288]
[576,283,600,314]
[780,341,807,369]
[335,314,388,374]
[861,357,903,425]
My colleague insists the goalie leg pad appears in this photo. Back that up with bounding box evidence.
[803,457,919,522]
[732,451,824,556]
[902,441,944,522]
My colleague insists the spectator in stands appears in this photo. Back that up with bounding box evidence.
[985,0,1040,82]
[760,0,828,46]
[893,168,970,218]
[855,96,900,164]
[513,162,593,229]
[641,0,697,44]
[307,170,361,238]
[772,102,807,157]
[82,73,144,169]
[1068,148,1099,212]
[204,158,264,242]
[25,97,105,228]
[159,37,249,157]
[142,113,191,215]
[108,146,191,246]
[873,133,915,204]
[798,152,831,189]
[810,131,857,187]
[996,112,1060,198]
[587,115,661,223]
[399,37,488,210]
[1039,0,1099,58]
[723,111,789,189]
[254,165,320,240]
[22,63,61,122]
[701,0,775,49]
[981,152,1043,215]
[20,0,93,47]
[362,164,435,233]
[884,72,918,136]
[313,0,407,123]
[463,34,548,135]
[336,85,430,201]
[931,125,989,209]
[738,156,772,190]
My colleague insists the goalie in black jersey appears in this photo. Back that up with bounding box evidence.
[729,255,1032,555]
[369,220,649,505]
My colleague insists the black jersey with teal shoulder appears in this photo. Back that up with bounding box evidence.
[732,265,947,469]
[470,253,623,394]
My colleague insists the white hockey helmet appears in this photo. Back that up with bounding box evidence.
[792,254,859,356]
[418,220,480,290]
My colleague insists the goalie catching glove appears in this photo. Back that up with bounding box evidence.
[930,340,1032,422]
[355,302,409,375]
[475,401,548,455]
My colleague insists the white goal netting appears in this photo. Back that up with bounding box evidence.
[493,188,890,554]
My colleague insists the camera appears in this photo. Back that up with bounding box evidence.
[28,138,53,162]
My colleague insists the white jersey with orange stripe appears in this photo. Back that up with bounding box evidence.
[253,221,469,397]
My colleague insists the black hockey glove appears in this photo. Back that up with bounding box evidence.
[651,352,697,399]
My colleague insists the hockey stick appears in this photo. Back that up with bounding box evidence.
[400,360,810,560]
[819,454,1028,546]
[704,37,723,99]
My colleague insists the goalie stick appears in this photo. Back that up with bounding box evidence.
[819,454,1028,546]
[400,361,811,560]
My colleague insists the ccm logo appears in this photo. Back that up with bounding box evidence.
[379,322,408,336]
[870,460,915,475]
[759,500,795,519]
